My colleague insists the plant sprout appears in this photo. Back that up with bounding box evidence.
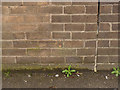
[111,67,120,77]
[62,65,76,77]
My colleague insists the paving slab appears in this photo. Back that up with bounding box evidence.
[2,70,118,88]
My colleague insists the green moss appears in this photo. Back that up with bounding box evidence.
[2,64,91,72]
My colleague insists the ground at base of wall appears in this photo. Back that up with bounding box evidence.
[2,70,118,88]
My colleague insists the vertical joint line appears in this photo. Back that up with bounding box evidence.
[21,0,23,5]
[94,0,100,72]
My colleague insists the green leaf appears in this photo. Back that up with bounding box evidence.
[71,70,76,72]
[117,67,120,70]
[65,72,68,74]
[62,70,65,73]
[67,74,69,77]
[113,67,116,71]
[68,65,71,71]
[111,71,116,74]
[69,72,72,75]
[119,72,120,75]
[62,69,68,73]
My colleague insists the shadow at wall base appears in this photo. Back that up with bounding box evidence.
[2,63,118,71]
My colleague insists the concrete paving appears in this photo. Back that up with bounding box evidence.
[2,70,118,88]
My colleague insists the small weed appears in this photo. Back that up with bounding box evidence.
[62,65,76,77]
[111,67,120,77]
[4,71,10,77]
[48,73,54,76]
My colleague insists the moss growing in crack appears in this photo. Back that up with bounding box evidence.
[2,64,90,72]
[3,70,11,78]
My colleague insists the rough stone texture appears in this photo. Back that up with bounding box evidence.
[64,6,85,14]
[52,32,70,39]
[98,40,109,47]
[85,41,96,47]
[100,5,112,14]
[52,15,71,23]
[86,6,98,14]
[72,15,97,23]
[85,24,97,31]
[65,24,84,31]
[2,2,119,70]
[64,41,84,48]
